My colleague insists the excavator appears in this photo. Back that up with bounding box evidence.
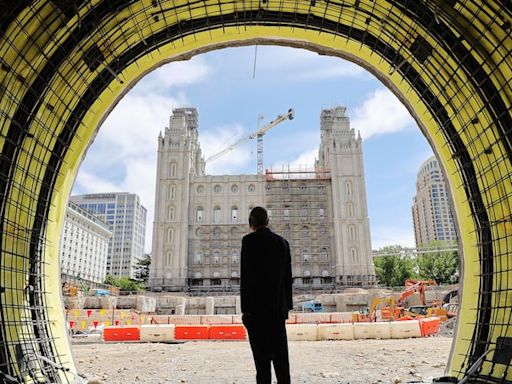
[353,279,451,322]
[397,279,449,321]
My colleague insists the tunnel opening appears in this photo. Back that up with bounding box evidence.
[0,1,510,383]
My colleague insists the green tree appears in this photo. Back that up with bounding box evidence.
[374,245,416,287]
[416,241,459,284]
[133,253,151,283]
[103,275,144,292]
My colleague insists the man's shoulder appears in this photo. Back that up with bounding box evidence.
[242,232,256,242]
[268,230,289,246]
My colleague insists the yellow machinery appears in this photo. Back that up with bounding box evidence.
[0,1,510,382]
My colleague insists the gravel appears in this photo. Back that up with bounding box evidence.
[72,337,452,384]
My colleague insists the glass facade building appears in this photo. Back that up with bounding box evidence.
[70,193,147,278]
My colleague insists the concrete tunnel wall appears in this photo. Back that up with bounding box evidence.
[0,1,511,382]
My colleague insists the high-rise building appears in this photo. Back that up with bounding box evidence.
[70,192,147,278]
[149,106,375,292]
[412,156,457,247]
[60,201,111,284]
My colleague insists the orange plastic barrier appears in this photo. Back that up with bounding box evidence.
[419,317,441,336]
[103,326,140,342]
[175,325,209,339]
[209,325,246,340]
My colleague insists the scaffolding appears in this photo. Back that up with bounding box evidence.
[264,168,335,289]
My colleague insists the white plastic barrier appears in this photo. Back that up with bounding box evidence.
[317,323,354,340]
[286,324,318,341]
[353,322,391,339]
[390,320,422,339]
[139,324,176,342]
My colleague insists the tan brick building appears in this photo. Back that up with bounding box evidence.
[149,107,376,292]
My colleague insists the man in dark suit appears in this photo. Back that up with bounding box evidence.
[241,206,293,384]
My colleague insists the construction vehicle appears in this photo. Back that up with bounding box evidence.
[398,280,449,321]
[205,108,294,174]
[293,299,324,313]
[353,280,450,322]
[352,297,398,322]
[302,300,324,313]
[397,279,437,307]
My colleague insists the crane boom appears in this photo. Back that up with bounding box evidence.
[249,108,294,139]
[205,108,294,169]
[206,136,252,163]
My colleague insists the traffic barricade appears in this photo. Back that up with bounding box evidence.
[354,322,391,339]
[286,324,318,341]
[390,320,422,339]
[419,317,441,336]
[317,323,354,340]
[139,324,176,342]
[103,326,140,342]
[209,325,246,340]
[175,325,209,340]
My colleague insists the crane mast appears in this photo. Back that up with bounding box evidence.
[205,108,294,174]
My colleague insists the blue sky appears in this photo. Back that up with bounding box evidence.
[73,46,433,252]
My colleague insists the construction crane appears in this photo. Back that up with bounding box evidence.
[205,108,294,174]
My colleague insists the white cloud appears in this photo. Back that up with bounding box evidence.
[75,171,122,193]
[135,57,212,92]
[201,124,254,175]
[292,61,365,81]
[73,58,213,252]
[371,225,416,250]
[254,46,365,81]
[352,88,415,139]
[270,148,318,173]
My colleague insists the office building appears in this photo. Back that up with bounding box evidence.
[71,192,147,278]
[412,156,457,247]
[60,201,111,284]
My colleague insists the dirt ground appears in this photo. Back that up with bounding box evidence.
[73,337,452,384]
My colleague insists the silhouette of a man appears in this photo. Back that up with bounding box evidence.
[241,206,293,384]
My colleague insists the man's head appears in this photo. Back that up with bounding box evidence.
[249,206,269,231]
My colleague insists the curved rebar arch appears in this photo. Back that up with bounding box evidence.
[0,1,510,382]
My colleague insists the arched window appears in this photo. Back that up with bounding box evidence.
[231,206,238,222]
[166,228,174,243]
[345,180,352,196]
[169,162,177,177]
[351,248,358,263]
[196,207,204,222]
[348,225,356,241]
[194,251,203,265]
[303,248,311,262]
[169,184,176,200]
[213,250,220,264]
[166,251,173,266]
[320,247,328,261]
[302,226,309,236]
[213,207,221,223]
[231,250,239,264]
[167,206,175,220]
[347,203,354,217]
